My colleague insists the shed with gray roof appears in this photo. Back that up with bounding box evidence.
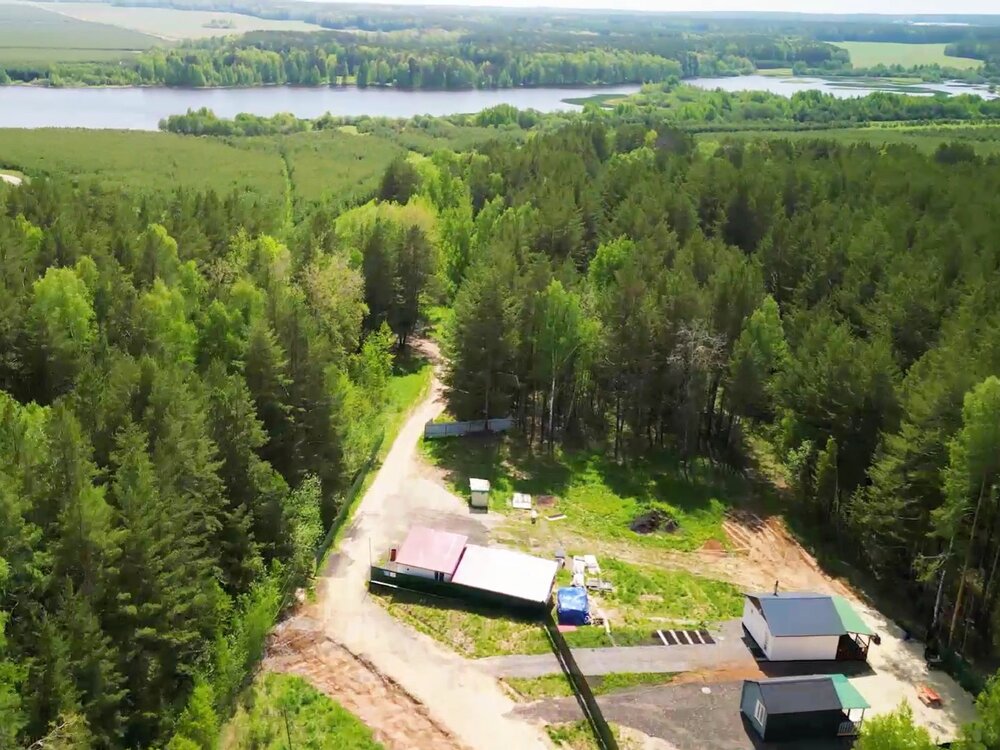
[742,591,875,662]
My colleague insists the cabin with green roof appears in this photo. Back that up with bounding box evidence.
[740,674,870,741]
[742,591,875,661]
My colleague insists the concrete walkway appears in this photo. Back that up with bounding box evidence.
[293,339,552,750]
[479,620,755,678]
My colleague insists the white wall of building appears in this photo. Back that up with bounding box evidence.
[742,598,771,653]
[471,490,489,509]
[741,598,840,660]
[769,634,839,661]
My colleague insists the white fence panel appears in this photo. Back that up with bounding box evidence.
[423,417,513,439]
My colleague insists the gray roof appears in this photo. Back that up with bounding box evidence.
[752,676,842,715]
[747,592,845,637]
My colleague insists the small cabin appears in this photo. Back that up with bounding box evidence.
[469,478,490,510]
[742,591,874,662]
[741,674,869,741]
[391,526,468,582]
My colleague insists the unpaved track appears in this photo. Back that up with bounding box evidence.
[270,339,552,750]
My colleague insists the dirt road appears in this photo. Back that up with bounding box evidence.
[269,339,552,750]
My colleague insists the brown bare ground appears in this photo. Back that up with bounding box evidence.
[265,620,464,750]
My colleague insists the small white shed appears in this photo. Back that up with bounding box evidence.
[469,478,490,510]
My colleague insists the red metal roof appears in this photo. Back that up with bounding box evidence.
[395,526,468,576]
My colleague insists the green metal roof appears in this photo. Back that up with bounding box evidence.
[832,595,875,636]
[831,674,870,710]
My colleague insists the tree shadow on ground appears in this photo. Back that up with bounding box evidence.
[423,434,574,504]
[393,347,430,376]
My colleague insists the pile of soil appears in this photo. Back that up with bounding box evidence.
[630,509,679,535]
[536,495,557,507]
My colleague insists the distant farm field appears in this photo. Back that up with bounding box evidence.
[0,2,157,65]
[0,128,407,209]
[834,41,982,70]
[32,2,324,40]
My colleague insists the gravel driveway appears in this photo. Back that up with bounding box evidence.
[284,340,553,750]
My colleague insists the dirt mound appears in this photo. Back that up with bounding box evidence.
[630,509,679,535]
[536,495,557,507]
[699,539,725,553]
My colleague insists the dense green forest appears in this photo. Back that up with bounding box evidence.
[0,159,441,746]
[9,52,1000,745]
[7,1,1000,86]
[402,123,1000,671]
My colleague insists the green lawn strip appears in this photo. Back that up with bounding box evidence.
[421,436,734,552]
[504,671,675,701]
[378,556,740,656]
[224,673,383,750]
[546,721,635,750]
[377,592,551,657]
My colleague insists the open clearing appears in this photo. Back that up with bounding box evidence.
[833,41,982,70]
[30,1,323,40]
[0,2,157,65]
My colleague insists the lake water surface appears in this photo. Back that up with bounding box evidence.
[0,84,641,130]
[0,76,994,130]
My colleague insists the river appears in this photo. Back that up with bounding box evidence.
[0,84,641,130]
[0,76,994,130]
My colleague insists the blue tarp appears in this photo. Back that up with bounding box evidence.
[556,586,589,626]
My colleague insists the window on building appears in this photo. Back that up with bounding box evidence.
[434,571,444,582]
[754,699,766,726]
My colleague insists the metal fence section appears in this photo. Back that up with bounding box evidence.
[542,613,620,750]
[315,430,385,565]
[423,417,514,439]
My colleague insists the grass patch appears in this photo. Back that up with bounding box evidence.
[223,673,382,750]
[758,67,794,77]
[379,557,740,656]
[546,721,636,750]
[504,671,674,701]
[591,671,675,694]
[376,590,551,657]
[420,437,735,552]
[599,558,744,628]
[0,3,158,66]
[561,93,627,108]
[503,673,574,700]
[424,304,453,348]
[833,41,982,70]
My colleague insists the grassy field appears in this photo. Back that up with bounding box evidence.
[0,129,408,208]
[223,673,382,750]
[0,2,158,66]
[695,125,1000,157]
[0,129,288,197]
[421,437,735,552]
[267,130,405,207]
[377,557,742,656]
[33,1,323,40]
[504,671,675,701]
[833,41,982,70]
